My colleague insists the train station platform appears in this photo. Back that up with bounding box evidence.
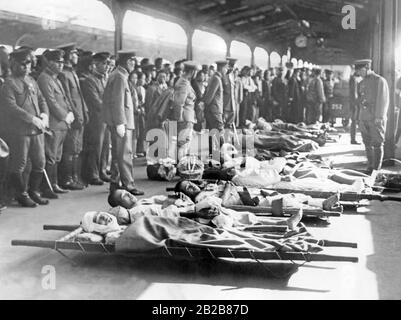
[0,131,400,300]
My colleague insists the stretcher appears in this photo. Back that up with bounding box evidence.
[11,224,359,264]
[224,205,342,218]
[268,188,401,203]
[166,183,344,218]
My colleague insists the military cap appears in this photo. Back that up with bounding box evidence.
[141,57,150,66]
[80,50,93,57]
[183,60,200,71]
[43,49,65,62]
[312,67,322,75]
[143,64,156,71]
[117,50,136,61]
[56,42,78,54]
[216,60,228,67]
[226,57,238,66]
[325,69,334,74]
[92,52,110,62]
[9,48,32,63]
[354,59,372,69]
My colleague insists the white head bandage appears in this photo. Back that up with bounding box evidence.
[81,211,121,234]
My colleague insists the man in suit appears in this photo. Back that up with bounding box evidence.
[57,43,89,190]
[173,61,198,159]
[261,69,273,121]
[103,50,144,196]
[223,57,241,128]
[323,69,335,125]
[0,48,50,207]
[38,49,75,199]
[203,60,226,131]
[287,68,302,124]
[271,66,288,121]
[305,68,326,124]
[81,52,110,186]
[355,59,389,172]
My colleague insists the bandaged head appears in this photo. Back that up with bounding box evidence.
[81,211,121,234]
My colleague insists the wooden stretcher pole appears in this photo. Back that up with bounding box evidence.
[43,225,81,232]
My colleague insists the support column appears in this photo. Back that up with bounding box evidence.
[225,38,232,58]
[112,1,125,55]
[380,0,397,159]
[371,0,398,160]
[251,46,255,67]
[186,27,194,61]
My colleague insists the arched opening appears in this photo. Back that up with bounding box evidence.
[298,59,304,68]
[230,40,251,67]
[123,10,187,63]
[0,0,115,51]
[270,51,281,68]
[254,47,269,69]
[281,54,288,66]
[192,29,226,65]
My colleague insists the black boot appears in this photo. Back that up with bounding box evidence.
[72,155,85,189]
[61,156,83,190]
[53,163,69,193]
[29,171,49,205]
[10,173,37,208]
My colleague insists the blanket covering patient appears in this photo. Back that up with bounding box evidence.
[78,189,324,254]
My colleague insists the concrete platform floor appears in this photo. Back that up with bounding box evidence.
[0,131,401,300]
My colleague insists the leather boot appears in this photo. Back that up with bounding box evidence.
[29,171,49,205]
[51,163,69,194]
[72,155,85,189]
[11,173,37,208]
[60,156,76,190]
[373,146,384,171]
[53,156,77,193]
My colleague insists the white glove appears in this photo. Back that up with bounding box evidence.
[116,124,126,138]
[40,113,49,128]
[32,116,45,131]
[195,196,222,212]
[65,112,75,125]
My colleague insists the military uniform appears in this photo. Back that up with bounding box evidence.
[81,69,108,183]
[357,69,389,171]
[0,50,49,206]
[305,74,325,124]
[58,63,88,187]
[37,50,74,196]
[288,73,302,123]
[323,71,335,124]
[203,70,224,131]
[271,75,288,121]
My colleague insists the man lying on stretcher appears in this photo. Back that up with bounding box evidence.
[172,180,340,213]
